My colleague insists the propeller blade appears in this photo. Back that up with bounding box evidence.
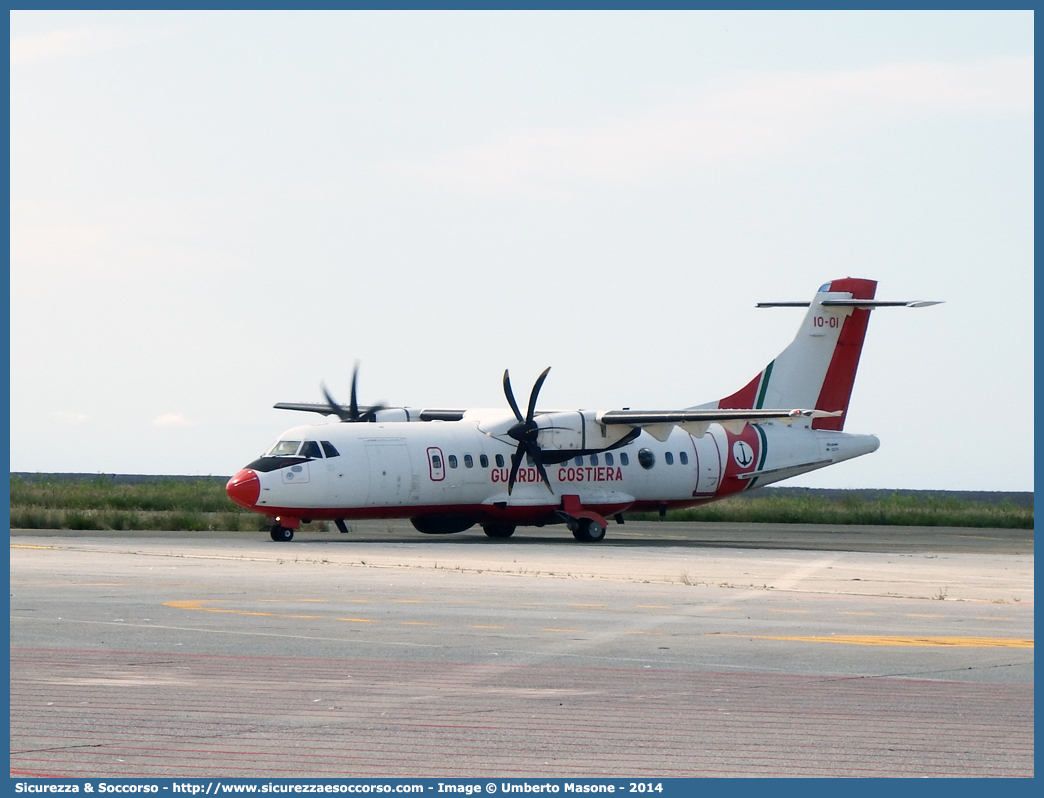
[502,367,554,495]
[320,382,352,422]
[321,363,383,423]
[525,367,551,422]
[362,403,387,422]
[527,443,554,493]
[503,370,523,422]
[506,443,526,495]
[349,361,361,422]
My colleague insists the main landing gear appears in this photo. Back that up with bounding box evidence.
[572,517,607,543]
[482,524,516,538]
[270,525,294,542]
[556,497,609,543]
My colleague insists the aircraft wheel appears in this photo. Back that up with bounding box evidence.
[270,525,294,542]
[482,524,516,539]
[573,518,606,543]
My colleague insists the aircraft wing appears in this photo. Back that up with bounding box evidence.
[597,408,841,441]
[273,402,466,422]
[273,401,379,416]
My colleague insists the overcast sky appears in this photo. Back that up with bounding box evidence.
[10,10,1033,490]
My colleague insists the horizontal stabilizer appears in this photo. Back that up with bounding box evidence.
[757,300,943,308]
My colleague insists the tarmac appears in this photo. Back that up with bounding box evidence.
[9,521,1034,777]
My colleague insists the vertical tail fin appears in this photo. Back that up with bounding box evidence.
[714,278,877,431]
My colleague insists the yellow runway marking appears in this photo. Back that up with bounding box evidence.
[164,600,322,619]
[338,618,378,623]
[259,599,328,603]
[471,625,505,629]
[11,544,61,549]
[709,633,1033,648]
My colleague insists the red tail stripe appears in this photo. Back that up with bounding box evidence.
[812,278,877,430]
[717,373,759,410]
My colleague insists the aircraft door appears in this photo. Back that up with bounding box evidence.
[691,433,722,496]
[426,447,445,481]
[364,440,412,507]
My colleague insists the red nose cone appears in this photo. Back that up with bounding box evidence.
[226,469,260,508]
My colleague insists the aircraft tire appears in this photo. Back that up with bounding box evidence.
[270,525,294,542]
[482,524,516,538]
[573,518,606,543]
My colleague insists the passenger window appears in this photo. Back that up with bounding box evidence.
[300,440,322,459]
[665,451,674,465]
[605,453,614,466]
[590,454,599,466]
[575,456,583,466]
[464,454,474,468]
[432,455,442,469]
[495,454,505,467]
[320,441,340,458]
[638,448,655,469]
[620,453,629,467]
[448,455,458,469]
[480,454,489,468]
[679,451,688,465]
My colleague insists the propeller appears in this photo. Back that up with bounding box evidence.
[503,367,555,495]
[321,362,385,422]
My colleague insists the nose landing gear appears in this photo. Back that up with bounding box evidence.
[270,525,294,542]
[269,517,299,542]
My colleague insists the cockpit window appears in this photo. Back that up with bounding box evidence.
[267,440,302,457]
[300,440,322,459]
[321,441,340,458]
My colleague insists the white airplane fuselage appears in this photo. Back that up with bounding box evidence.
[228,412,878,530]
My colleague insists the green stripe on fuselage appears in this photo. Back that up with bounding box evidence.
[755,361,774,409]
[748,424,768,490]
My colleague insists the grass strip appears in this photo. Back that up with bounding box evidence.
[8,475,327,532]
[10,476,1033,530]
[627,492,1033,529]
[10,475,235,513]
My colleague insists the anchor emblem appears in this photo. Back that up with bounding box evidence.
[732,440,755,469]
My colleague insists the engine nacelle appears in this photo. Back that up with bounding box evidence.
[533,411,635,453]
[476,409,637,458]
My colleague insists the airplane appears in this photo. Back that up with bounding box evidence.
[226,278,940,542]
